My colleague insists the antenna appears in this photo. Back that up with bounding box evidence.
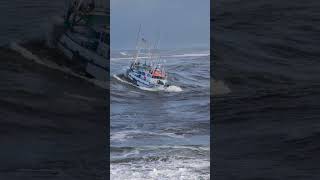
[135,24,141,50]
[150,31,160,65]
[155,32,161,63]
[154,31,161,49]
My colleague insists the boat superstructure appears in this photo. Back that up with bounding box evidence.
[126,29,168,88]
[58,0,109,81]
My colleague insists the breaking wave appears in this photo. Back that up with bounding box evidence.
[111,130,186,142]
[111,155,209,180]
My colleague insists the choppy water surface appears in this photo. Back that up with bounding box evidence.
[0,0,65,45]
[0,1,107,179]
[213,0,320,179]
[111,50,210,179]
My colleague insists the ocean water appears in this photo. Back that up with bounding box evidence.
[0,1,108,179]
[212,0,320,179]
[0,0,65,46]
[110,49,210,179]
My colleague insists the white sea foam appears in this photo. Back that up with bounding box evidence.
[112,149,141,160]
[120,52,127,56]
[113,74,135,86]
[164,85,183,92]
[135,84,183,92]
[111,130,185,142]
[111,156,210,180]
[111,130,140,142]
[135,145,210,152]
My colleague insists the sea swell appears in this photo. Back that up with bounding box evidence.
[212,0,320,179]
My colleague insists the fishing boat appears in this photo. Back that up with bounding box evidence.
[126,29,169,89]
[57,0,108,81]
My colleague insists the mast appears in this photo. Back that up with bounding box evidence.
[133,25,142,63]
[151,32,160,64]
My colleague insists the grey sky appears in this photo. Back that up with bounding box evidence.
[111,0,210,50]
